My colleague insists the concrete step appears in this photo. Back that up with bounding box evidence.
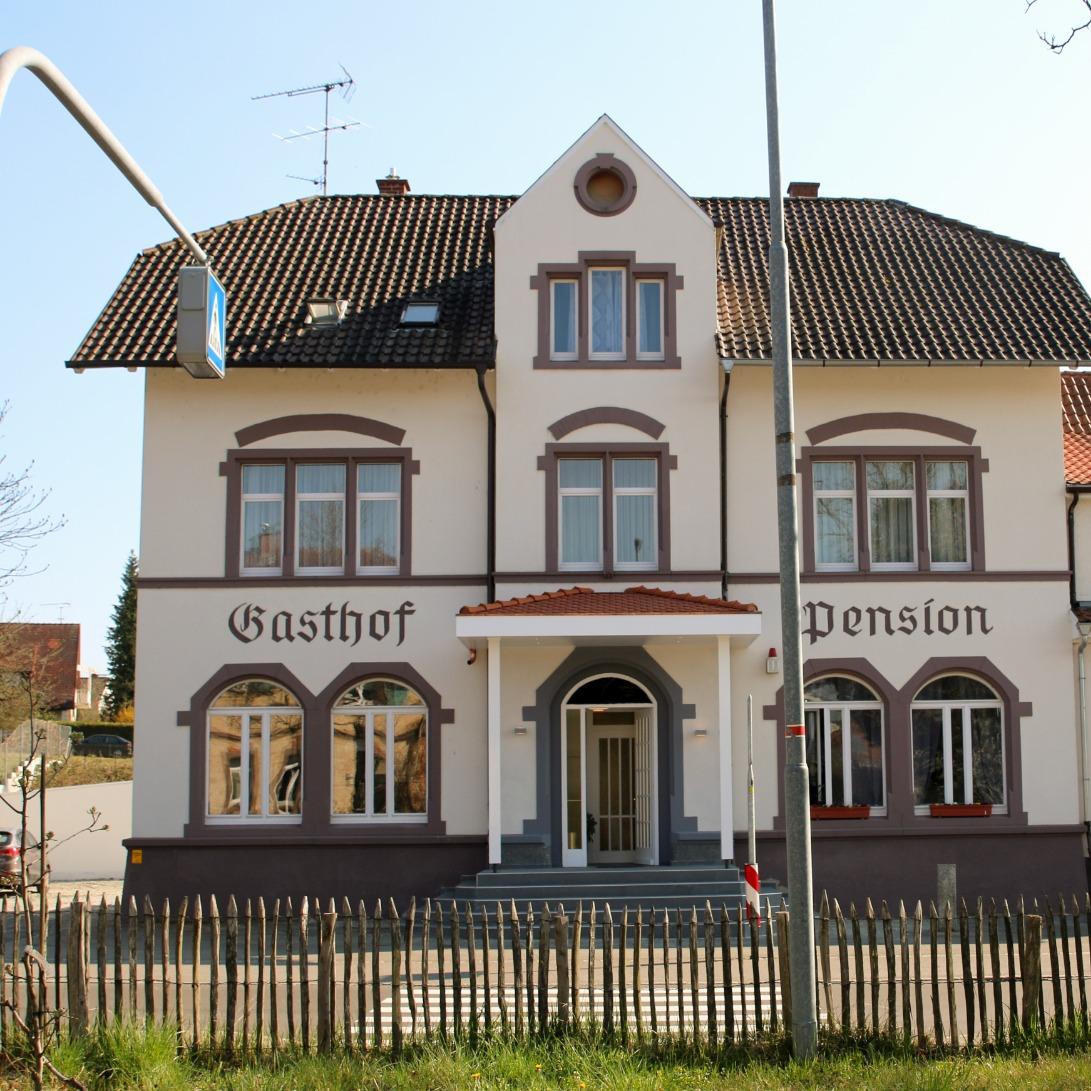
[445,881,748,902]
[469,866,741,888]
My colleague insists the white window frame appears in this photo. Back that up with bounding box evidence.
[912,688,1006,814]
[635,278,665,361]
[240,467,284,577]
[612,457,658,572]
[295,464,346,576]
[925,460,971,572]
[357,463,401,576]
[866,459,917,571]
[550,279,579,361]
[331,703,428,824]
[588,266,625,361]
[558,458,604,572]
[805,695,886,814]
[813,461,858,573]
[206,706,303,825]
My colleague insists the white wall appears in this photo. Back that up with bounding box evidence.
[2,780,131,880]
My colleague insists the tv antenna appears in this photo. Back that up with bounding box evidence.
[253,66,359,195]
[41,602,71,623]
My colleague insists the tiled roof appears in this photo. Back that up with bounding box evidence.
[458,586,759,616]
[1062,371,1091,484]
[70,194,515,369]
[0,623,80,712]
[69,194,1091,369]
[701,197,1091,363]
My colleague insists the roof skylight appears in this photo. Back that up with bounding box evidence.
[401,301,440,326]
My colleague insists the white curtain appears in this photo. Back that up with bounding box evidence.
[591,269,623,355]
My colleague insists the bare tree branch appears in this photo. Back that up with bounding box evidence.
[1027,0,1091,52]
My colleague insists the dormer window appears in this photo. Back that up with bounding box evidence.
[401,301,440,326]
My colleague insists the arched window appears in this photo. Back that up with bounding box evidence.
[207,679,302,821]
[332,679,427,821]
[804,676,885,811]
[911,674,1004,812]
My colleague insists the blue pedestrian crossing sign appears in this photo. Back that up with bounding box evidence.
[206,272,226,373]
[177,266,228,379]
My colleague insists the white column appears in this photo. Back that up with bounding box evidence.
[487,637,502,867]
[716,635,735,864]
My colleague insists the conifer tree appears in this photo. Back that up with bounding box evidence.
[103,551,137,721]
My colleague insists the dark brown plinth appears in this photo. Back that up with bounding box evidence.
[122,835,488,909]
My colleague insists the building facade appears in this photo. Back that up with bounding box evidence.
[70,117,1091,907]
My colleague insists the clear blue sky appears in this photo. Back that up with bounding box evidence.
[1,0,1089,668]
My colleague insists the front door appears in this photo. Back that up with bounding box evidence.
[560,675,657,868]
[587,709,656,865]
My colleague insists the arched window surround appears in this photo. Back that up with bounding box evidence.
[765,656,1029,831]
[179,662,453,839]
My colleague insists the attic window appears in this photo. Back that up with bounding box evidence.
[305,298,348,327]
[401,301,440,326]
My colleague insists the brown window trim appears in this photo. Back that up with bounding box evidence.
[179,661,452,839]
[222,447,419,580]
[764,656,1028,833]
[573,153,638,217]
[799,445,988,575]
[530,251,683,369]
[538,442,677,576]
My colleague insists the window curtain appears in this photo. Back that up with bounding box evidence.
[638,281,662,354]
[849,709,884,806]
[591,269,623,355]
[912,708,945,804]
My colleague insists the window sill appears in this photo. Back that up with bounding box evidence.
[535,356,681,371]
[810,805,872,820]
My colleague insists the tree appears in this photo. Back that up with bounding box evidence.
[0,402,63,587]
[103,552,137,721]
[1028,0,1091,52]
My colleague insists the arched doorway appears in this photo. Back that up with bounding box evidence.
[560,673,657,867]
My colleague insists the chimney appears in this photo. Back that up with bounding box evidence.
[787,181,820,199]
[377,167,410,196]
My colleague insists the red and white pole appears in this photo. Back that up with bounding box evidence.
[745,693,761,925]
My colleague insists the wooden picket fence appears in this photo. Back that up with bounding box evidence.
[1,889,1087,1053]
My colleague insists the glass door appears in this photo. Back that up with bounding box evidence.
[561,707,587,867]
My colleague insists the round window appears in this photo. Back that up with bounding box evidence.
[574,154,637,216]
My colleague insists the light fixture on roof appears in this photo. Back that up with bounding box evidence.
[401,301,440,326]
[305,297,348,327]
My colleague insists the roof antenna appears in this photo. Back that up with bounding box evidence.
[253,66,360,196]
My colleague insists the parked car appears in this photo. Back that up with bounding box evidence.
[73,733,132,758]
[0,829,43,895]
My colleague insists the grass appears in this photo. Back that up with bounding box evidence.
[7,1025,1091,1090]
[32,755,133,789]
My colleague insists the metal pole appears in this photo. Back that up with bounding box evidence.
[0,45,208,264]
[761,0,818,1057]
[747,694,757,866]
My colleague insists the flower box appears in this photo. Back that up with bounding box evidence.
[929,803,993,818]
[810,805,871,820]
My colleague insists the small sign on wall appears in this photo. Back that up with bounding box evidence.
[130,849,143,865]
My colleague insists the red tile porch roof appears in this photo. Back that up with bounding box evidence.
[1062,371,1091,485]
[458,586,759,616]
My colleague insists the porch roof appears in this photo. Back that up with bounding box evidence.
[455,586,762,645]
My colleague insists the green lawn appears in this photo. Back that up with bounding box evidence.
[10,1028,1091,1091]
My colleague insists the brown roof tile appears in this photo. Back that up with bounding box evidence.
[458,586,759,616]
[69,194,1091,369]
[1062,371,1091,484]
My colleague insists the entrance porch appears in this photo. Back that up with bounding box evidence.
[455,586,763,870]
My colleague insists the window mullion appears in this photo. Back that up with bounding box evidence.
[942,707,954,805]
[261,713,271,818]
[365,711,375,816]
[823,713,833,807]
[841,706,853,807]
[386,712,395,817]
[962,705,973,805]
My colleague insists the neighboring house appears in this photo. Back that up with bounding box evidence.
[0,622,80,720]
[75,666,110,719]
[67,116,1091,908]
